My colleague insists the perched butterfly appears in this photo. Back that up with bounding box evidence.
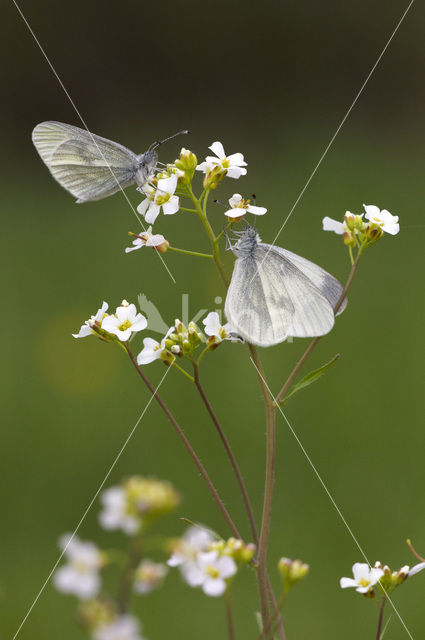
[225,226,347,346]
[32,121,188,203]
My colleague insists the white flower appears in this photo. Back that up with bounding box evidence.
[98,486,139,535]
[136,327,173,365]
[322,212,362,235]
[340,562,384,594]
[202,312,235,342]
[93,614,145,640]
[73,302,109,339]
[134,560,168,594]
[408,562,425,576]
[101,300,147,342]
[363,204,400,235]
[53,534,103,599]
[125,226,167,253]
[224,194,266,218]
[137,174,179,225]
[196,142,247,179]
[168,526,215,585]
[184,550,237,597]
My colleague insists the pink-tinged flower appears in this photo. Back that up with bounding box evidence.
[196,142,247,179]
[125,226,168,253]
[340,562,384,594]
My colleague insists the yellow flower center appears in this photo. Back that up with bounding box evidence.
[206,565,219,579]
[118,319,132,332]
[358,577,370,588]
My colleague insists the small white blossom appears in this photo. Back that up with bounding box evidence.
[137,174,179,225]
[224,194,267,218]
[134,560,168,594]
[136,327,173,365]
[408,562,425,576]
[125,226,167,253]
[53,534,103,599]
[168,526,215,586]
[363,204,400,235]
[98,486,139,535]
[340,562,384,594]
[322,212,362,235]
[202,312,235,342]
[93,614,145,640]
[184,550,237,597]
[101,300,147,342]
[73,302,109,339]
[196,141,247,179]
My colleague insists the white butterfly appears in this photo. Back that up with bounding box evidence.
[32,121,188,203]
[225,226,347,347]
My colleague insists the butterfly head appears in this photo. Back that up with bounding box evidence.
[230,225,261,257]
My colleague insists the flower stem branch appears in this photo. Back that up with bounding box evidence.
[168,246,213,259]
[117,536,142,612]
[192,362,259,545]
[274,252,362,406]
[125,346,241,539]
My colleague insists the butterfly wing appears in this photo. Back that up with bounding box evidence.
[225,244,337,346]
[32,121,139,202]
[264,244,347,315]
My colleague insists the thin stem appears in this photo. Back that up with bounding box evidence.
[265,583,286,640]
[177,206,199,213]
[225,588,236,640]
[172,362,195,382]
[117,536,142,612]
[249,344,275,633]
[376,597,387,640]
[193,362,259,546]
[259,592,287,640]
[275,252,362,405]
[168,246,213,259]
[125,346,241,539]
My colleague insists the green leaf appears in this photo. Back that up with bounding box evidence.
[279,354,340,405]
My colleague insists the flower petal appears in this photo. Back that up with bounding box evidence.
[145,203,161,224]
[203,577,226,597]
[322,216,345,234]
[208,141,226,159]
[226,152,247,167]
[247,205,267,215]
[162,196,179,216]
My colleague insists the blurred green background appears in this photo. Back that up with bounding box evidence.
[1,0,424,638]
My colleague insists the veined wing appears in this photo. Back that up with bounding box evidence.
[32,121,139,202]
[265,244,347,314]
[225,245,337,346]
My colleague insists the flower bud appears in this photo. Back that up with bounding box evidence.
[278,557,309,592]
[174,148,198,184]
[203,165,227,190]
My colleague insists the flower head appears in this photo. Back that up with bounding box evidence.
[183,550,237,597]
[93,614,145,640]
[101,300,147,342]
[73,302,109,339]
[53,534,104,599]
[340,562,384,594]
[134,560,168,594]
[224,194,267,221]
[125,226,168,253]
[136,327,175,366]
[168,526,215,570]
[202,312,240,349]
[196,142,247,181]
[363,204,399,235]
[137,174,179,225]
[99,476,180,535]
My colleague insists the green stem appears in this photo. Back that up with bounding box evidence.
[225,587,236,640]
[173,362,195,382]
[117,536,142,612]
[177,206,199,213]
[274,251,362,405]
[168,246,213,259]
[125,346,241,539]
[193,362,259,545]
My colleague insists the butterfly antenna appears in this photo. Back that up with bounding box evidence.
[149,129,190,151]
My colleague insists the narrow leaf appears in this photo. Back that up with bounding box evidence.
[280,354,340,405]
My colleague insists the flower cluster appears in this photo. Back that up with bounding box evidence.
[340,560,425,597]
[54,534,105,599]
[99,476,181,534]
[323,204,399,251]
[278,557,310,593]
[168,526,253,597]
